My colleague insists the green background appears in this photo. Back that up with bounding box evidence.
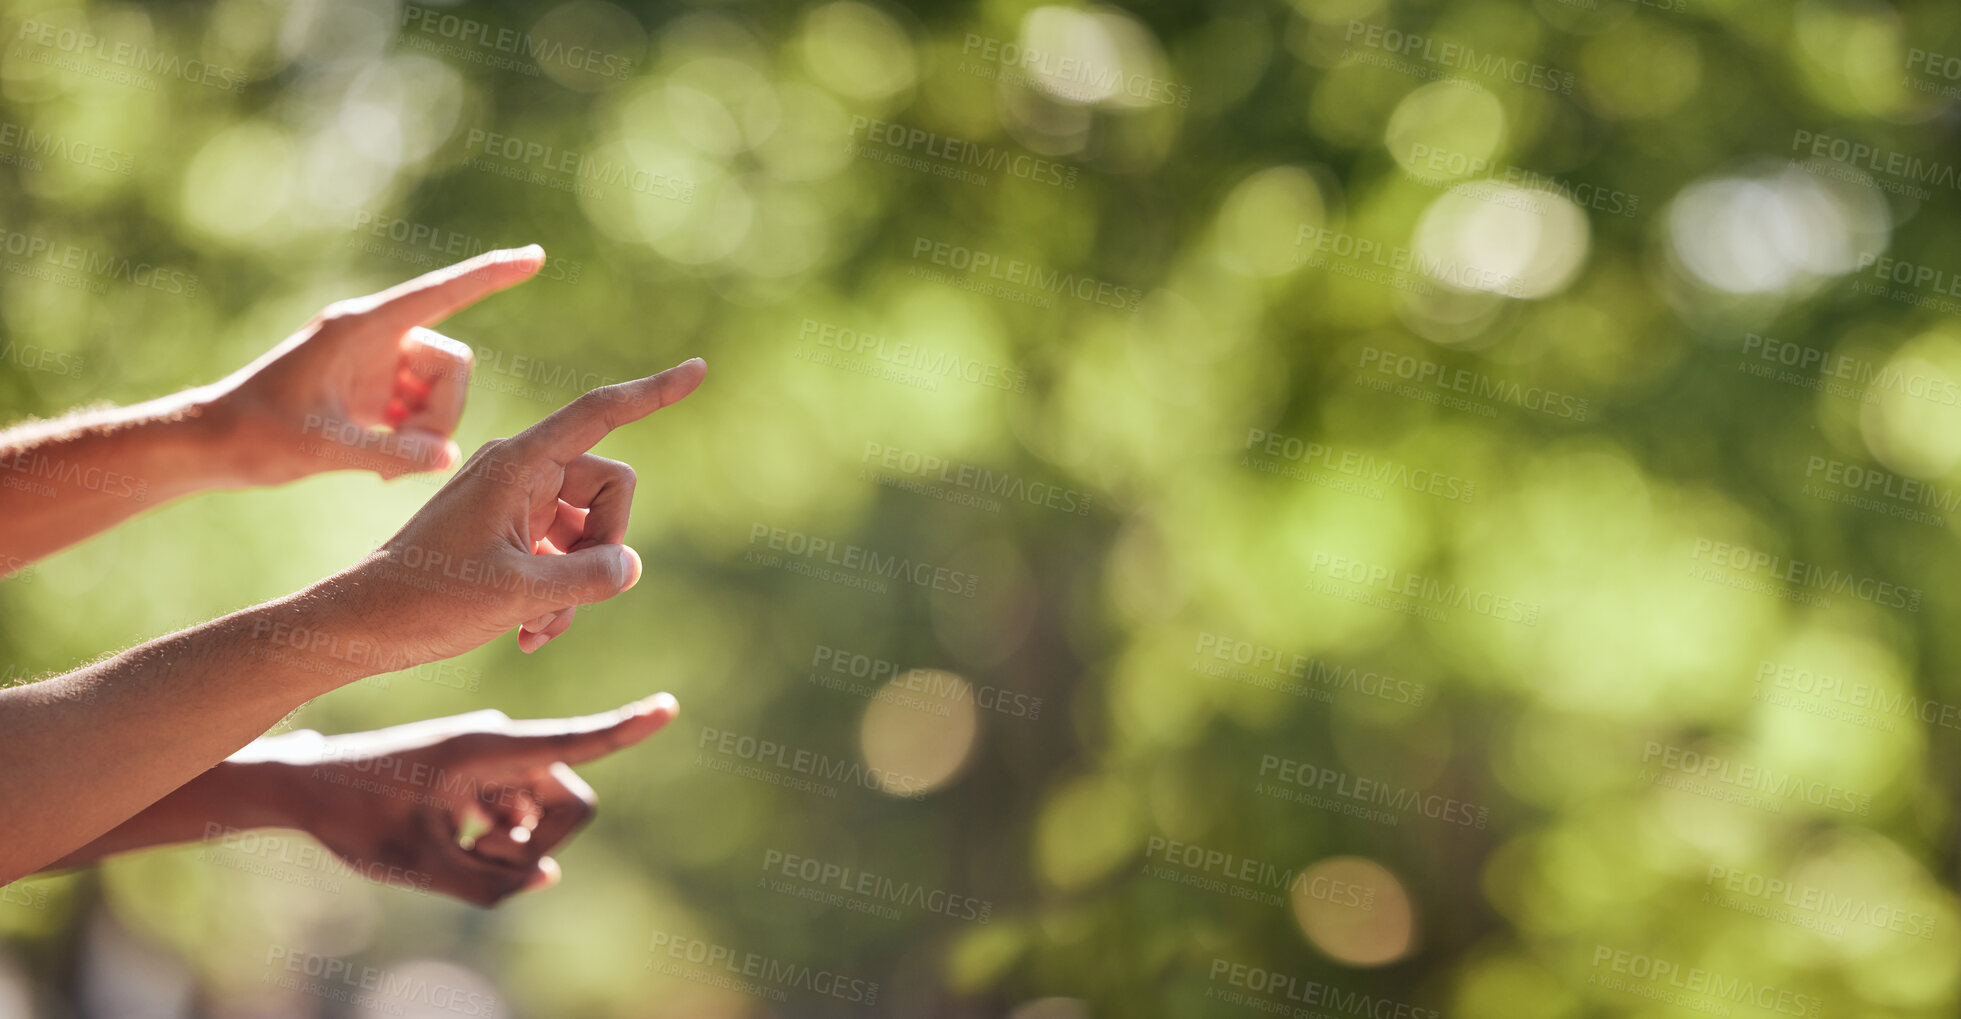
[4,0,1961,1015]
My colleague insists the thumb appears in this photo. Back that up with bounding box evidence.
[528,544,643,606]
[365,427,461,480]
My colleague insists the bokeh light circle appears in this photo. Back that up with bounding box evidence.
[1291,856,1416,967]
[858,669,980,797]
[1412,183,1590,299]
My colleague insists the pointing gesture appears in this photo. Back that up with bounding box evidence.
[0,248,708,896]
[208,246,547,484]
[271,695,680,907]
[340,354,706,664]
[510,365,708,464]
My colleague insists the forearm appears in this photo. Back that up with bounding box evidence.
[0,572,391,884]
[40,757,307,870]
[0,386,248,572]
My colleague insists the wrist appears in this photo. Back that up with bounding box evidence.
[316,551,457,675]
[205,759,315,831]
[191,382,284,488]
[235,570,405,695]
[36,387,254,501]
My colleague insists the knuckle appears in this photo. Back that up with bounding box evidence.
[414,328,475,366]
[573,389,620,425]
[459,439,508,471]
[548,762,594,804]
[317,298,368,326]
[454,709,509,734]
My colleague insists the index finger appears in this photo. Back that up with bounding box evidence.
[494,693,680,765]
[353,245,547,334]
[511,357,707,462]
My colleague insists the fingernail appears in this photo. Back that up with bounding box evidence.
[508,244,544,261]
[628,692,678,718]
[615,545,640,591]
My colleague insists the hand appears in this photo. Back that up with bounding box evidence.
[328,356,706,664]
[206,246,547,485]
[251,695,678,907]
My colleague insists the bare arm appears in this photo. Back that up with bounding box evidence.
[42,758,303,869]
[0,392,240,572]
[0,247,529,575]
[0,247,706,885]
[44,698,677,907]
[0,574,378,882]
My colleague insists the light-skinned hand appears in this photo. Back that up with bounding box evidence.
[208,246,547,484]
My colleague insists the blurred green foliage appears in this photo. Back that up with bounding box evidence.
[7,0,1961,1016]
